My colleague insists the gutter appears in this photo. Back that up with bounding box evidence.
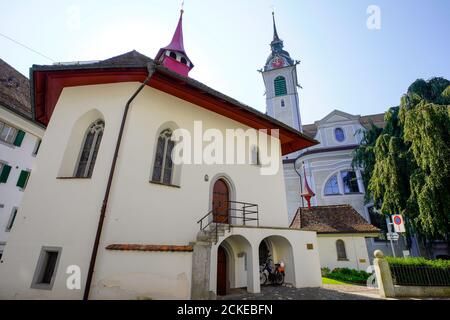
[82,62,156,300]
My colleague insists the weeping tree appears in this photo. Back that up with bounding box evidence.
[354,77,450,254]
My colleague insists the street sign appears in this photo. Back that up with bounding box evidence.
[392,214,406,233]
[387,233,399,241]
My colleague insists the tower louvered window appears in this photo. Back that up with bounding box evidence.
[274,76,287,96]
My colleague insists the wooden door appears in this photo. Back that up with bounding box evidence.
[213,179,229,223]
[217,246,227,296]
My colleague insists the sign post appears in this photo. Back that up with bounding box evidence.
[386,217,397,257]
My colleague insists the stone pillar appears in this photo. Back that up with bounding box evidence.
[373,250,395,298]
[191,241,214,299]
[247,245,261,293]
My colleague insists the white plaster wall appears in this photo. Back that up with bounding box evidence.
[209,226,322,294]
[0,106,44,254]
[317,235,370,271]
[0,82,291,299]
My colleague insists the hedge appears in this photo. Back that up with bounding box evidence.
[385,256,450,269]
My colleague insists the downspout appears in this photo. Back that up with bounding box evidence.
[83,62,157,300]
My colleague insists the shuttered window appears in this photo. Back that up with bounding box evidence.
[274,76,287,96]
[16,170,30,189]
[152,129,174,185]
[0,163,12,183]
[6,207,18,231]
[13,130,26,147]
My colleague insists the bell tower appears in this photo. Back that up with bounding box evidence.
[261,12,302,133]
[155,9,194,77]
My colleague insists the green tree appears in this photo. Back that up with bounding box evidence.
[354,77,450,253]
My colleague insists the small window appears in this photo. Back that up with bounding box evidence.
[336,240,347,260]
[33,139,41,156]
[324,175,339,195]
[251,146,261,166]
[0,121,20,145]
[5,207,18,232]
[0,163,12,183]
[281,99,285,107]
[180,57,187,65]
[16,170,30,190]
[274,76,287,96]
[169,51,177,60]
[31,247,62,290]
[151,129,175,185]
[334,128,345,142]
[341,171,360,193]
[75,120,104,178]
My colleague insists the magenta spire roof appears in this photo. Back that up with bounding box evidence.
[155,10,193,65]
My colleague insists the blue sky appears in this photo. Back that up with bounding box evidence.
[1,0,449,124]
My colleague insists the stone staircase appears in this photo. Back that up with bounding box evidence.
[196,223,230,244]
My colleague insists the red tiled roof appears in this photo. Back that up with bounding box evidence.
[105,244,193,252]
[290,204,380,234]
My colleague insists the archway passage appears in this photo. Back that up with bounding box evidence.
[213,179,229,223]
[217,246,227,296]
[259,235,295,285]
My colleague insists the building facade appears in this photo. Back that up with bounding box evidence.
[0,59,45,258]
[0,12,322,300]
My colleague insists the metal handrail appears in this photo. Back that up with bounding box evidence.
[197,200,259,244]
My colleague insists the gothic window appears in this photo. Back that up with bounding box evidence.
[274,76,287,96]
[341,171,360,193]
[336,240,347,260]
[152,129,175,184]
[334,127,345,142]
[281,99,285,107]
[169,51,177,60]
[180,57,187,65]
[75,120,104,178]
[324,175,339,195]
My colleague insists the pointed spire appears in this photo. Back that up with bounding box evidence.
[155,7,194,77]
[301,166,315,209]
[272,11,280,42]
[163,9,186,55]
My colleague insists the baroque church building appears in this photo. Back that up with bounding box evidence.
[262,14,408,269]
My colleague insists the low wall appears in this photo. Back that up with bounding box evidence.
[373,250,450,298]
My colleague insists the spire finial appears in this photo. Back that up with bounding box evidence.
[272,10,280,41]
[180,0,184,14]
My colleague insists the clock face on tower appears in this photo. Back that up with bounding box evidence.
[271,56,285,69]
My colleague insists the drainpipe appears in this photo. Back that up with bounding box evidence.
[83,62,157,300]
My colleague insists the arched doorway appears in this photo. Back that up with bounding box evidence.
[213,179,229,223]
[217,246,227,295]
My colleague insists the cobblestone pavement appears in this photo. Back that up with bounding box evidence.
[219,284,382,300]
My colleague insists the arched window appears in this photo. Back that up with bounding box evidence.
[336,240,347,260]
[169,51,177,60]
[324,175,339,195]
[75,119,104,178]
[281,99,285,107]
[152,129,175,184]
[334,127,345,142]
[180,57,187,65]
[274,76,287,96]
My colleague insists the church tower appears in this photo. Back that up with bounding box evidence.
[261,12,302,133]
[155,9,194,77]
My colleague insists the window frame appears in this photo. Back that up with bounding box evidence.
[30,246,62,290]
[341,170,360,194]
[324,174,340,196]
[0,120,19,145]
[334,127,345,143]
[5,207,18,232]
[274,76,287,97]
[151,128,175,185]
[74,119,105,178]
[336,239,348,261]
